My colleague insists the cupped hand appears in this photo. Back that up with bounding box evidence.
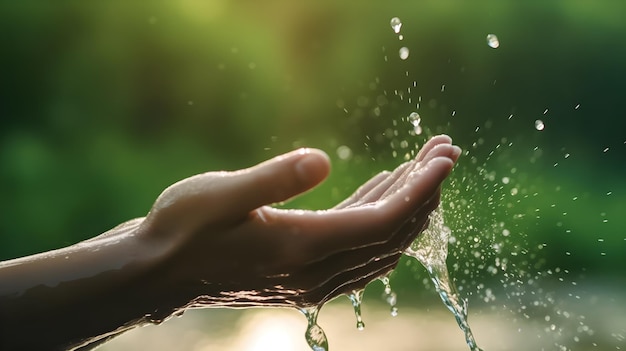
[138,135,460,309]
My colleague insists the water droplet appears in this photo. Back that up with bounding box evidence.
[535,119,545,131]
[336,145,352,160]
[380,276,399,316]
[300,307,329,351]
[348,290,365,331]
[407,112,422,135]
[390,17,402,34]
[390,306,399,317]
[399,47,410,60]
[486,34,500,48]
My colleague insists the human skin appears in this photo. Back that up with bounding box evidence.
[0,135,460,351]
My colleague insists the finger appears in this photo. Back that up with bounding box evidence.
[333,170,391,209]
[216,148,331,221]
[377,144,458,201]
[416,134,452,162]
[420,143,462,165]
[344,159,416,207]
[354,142,459,207]
[292,157,454,256]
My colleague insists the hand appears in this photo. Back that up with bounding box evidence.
[138,135,461,310]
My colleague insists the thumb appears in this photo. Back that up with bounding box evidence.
[219,148,330,218]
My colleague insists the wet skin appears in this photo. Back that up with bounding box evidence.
[0,135,460,350]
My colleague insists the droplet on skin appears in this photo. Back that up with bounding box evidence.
[390,17,402,33]
[399,47,410,60]
[486,34,500,48]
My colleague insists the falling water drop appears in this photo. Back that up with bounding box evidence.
[390,17,402,34]
[348,290,365,330]
[535,119,545,131]
[486,34,500,48]
[300,306,329,351]
[380,276,399,316]
[399,47,410,60]
[408,112,422,135]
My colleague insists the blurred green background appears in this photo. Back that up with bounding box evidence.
[1,1,625,349]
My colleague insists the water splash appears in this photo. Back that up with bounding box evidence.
[380,275,399,316]
[405,205,484,351]
[300,306,329,351]
[348,289,365,330]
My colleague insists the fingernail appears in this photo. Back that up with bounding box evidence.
[451,145,462,158]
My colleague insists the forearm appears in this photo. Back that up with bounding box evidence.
[0,218,169,350]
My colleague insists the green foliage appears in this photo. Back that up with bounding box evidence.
[1,1,624,289]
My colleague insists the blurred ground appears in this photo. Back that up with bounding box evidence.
[101,304,519,351]
[100,281,626,351]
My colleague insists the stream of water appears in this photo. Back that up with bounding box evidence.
[405,205,484,351]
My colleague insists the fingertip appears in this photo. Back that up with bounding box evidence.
[451,145,462,161]
[433,134,452,144]
[419,143,462,165]
[426,156,455,173]
[416,134,452,162]
[409,156,454,186]
[295,148,331,186]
